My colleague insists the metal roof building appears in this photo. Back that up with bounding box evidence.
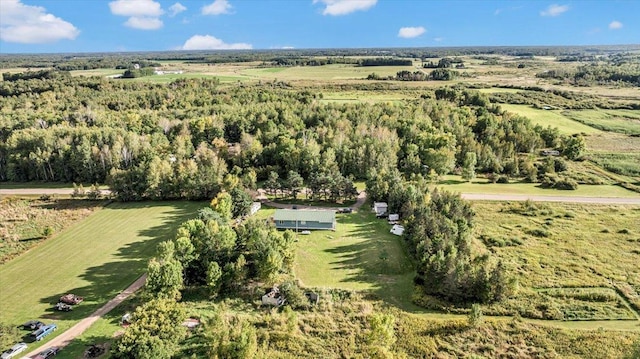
[273,209,336,231]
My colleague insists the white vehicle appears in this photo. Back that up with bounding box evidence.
[1,342,27,359]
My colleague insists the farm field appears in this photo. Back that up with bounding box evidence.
[0,201,201,351]
[499,104,601,135]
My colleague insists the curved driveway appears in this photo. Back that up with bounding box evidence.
[21,275,146,359]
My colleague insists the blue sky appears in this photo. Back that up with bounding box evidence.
[0,0,637,53]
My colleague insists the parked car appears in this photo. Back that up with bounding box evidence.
[33,346,60,359]
[1,343,27,359]
[20,320,45,330]
[337,207,353,213]
[54,302,72,311]
[59,293,84,305]
[30,323,57,341]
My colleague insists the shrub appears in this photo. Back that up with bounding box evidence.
[527,228,550,238]
[496,175,510,183]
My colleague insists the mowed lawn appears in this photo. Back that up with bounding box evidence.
[294,210,417,310]
[500,104,600,135]
[0,201,202,346]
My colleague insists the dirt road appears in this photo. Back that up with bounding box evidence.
[0,188,111,196]
[22,275,146,359]
[3,187,638,205]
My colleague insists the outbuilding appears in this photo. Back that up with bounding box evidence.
[373,202,388,217]
[273,209,336,231]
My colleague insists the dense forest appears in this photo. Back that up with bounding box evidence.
[0,72,578,201]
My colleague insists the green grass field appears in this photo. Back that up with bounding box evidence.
[241,64,415,81]
[563,109,640,135]
[294,210,417,310]
[436,175,640,198]
[500,104,601,135]
[0,201,202,351]
[473,201,640,323]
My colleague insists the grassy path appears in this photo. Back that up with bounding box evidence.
[0,201,202,353]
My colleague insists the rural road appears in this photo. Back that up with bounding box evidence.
[22,275,147,359]
[3,187,639,205]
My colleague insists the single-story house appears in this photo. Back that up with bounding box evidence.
[273,209,336,231]
[373,202,388,216]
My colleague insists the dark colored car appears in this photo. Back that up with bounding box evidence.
[20,320,44,330]
[54,302,72,311]
[33,346,60,359]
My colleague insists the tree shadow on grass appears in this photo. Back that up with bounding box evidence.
[310,212,425,312]
[37,201,202,322]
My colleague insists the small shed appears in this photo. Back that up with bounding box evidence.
[273,209,336,231]
[390,224,405,236]
[262,287,286,307]
[250,202,261,215]
[373,202,388,216]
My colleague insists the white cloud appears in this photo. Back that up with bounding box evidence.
[109,0,164,17]
[181,35,251,50]
[169,2,187,17]
[433,37,444,42]
[0,0,79,44]
[398,26,426,39]
[313,0,377,16]
[202,0,232,15]
[609,20,623,30]
[109,0,164,30]
[125,16,163,30]
[540,4,569,17]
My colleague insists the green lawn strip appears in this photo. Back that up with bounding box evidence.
[500,104,601,135]
[435,175,640,198]
[0,201,202,352]
[294,210,416,310]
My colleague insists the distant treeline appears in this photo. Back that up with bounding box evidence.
[2,69,70,82]
[359,58,413,66]
[3,45,639,68]
[367,69,459,81]
[537,63,640,87]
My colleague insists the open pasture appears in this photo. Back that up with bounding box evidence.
[499,104,601,135]
[0,201,201,349]
[435,175,640,198]
[563,109,640,135]
[473,200,640,322]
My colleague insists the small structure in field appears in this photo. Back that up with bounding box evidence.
[373,202,388,217]
[541,149,560,156]
[250,202,261,215]
[388,213,399,222]
[390,224,405,236]
[261,287,286,307]
[273,209,336,231]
